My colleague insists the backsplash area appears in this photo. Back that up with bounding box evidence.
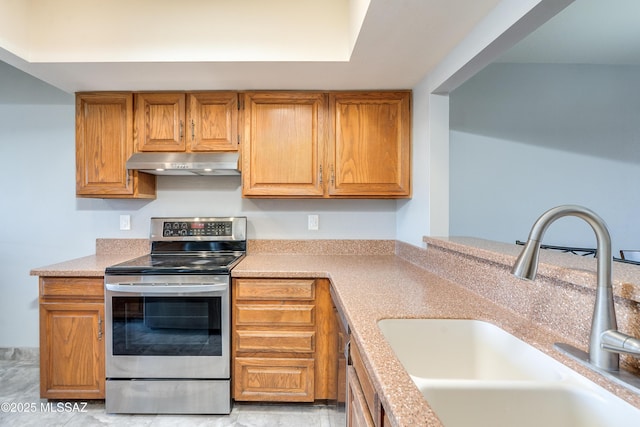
[397,237,640,372]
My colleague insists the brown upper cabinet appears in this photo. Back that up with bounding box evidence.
[241,92,327,197]
[76,92,156,199]
[328,91,411,198]
[241,91,411,198]
[77,90,410,199]
[135,92,239,152]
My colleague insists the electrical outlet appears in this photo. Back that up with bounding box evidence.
[119,214,131,230]
[308,214,319,231]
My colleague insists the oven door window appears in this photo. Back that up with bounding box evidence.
[111,296,222,356]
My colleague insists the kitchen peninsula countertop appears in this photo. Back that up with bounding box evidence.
[234,239,640,427]
[30,237,640,426]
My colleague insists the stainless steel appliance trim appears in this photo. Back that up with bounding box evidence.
[150,216,246,241]
[105,279,230,379]
[105,274,229,286]
[105,283,227,294]
[125,152,240,176]
[106,379,231,414]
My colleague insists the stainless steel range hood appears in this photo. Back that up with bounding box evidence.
[126,152,240,176]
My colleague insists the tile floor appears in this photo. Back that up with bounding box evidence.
[0,354,345,427]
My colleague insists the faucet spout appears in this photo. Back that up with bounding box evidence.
[511,205,627,371]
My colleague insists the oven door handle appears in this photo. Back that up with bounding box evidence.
[105,283,227,294]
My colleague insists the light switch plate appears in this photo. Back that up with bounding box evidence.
[119,214,131,230]
[308,214,319,231]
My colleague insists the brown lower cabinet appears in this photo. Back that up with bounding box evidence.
[39,277,105,399]
[38,273,389,421]
[232,278,337,402]
[349,340,391,427]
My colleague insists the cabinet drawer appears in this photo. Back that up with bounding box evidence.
[235,304,315,327]
[40,277,104,299]
[235,279,315,300]
[234,357,314,402]
[351,341,377,422]
[235,330,315,353]
[348,366,375,427]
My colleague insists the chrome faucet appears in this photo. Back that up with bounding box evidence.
[512,205,640,372]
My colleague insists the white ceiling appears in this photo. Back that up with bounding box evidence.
[498,0,640,65]
[0,0,503,93]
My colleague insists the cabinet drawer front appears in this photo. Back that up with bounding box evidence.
[40,277,104,299]
[235,305,315,327]
[234,357,314,402]
[236,330,315,353]
[351,341,377,421]
[235,279,315,300]
[348,366,376,427]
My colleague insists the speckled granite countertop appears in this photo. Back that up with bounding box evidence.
[233,254,496,426]
[234,239,640,427]
[29,239,149,277]
[29,237,640,426]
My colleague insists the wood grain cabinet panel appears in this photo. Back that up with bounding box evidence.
[76,92,156,198]
[38,277,105,400]
[351,340,377,420]
[235,304,315,327]
[188,92,239,151]
[41,277,104,299]
[135,92,238,153]
[241,92,327,197]
[135,92,186,152]
[235,278,315,300]
[241,90,411,198]
[348,340,392,427]
[235,330,316,353]
[329,91,411,198]
[348,366,375,427]
[234,357,315,402]
[232,278,337,402]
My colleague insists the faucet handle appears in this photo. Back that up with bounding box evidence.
[602,330,640,357]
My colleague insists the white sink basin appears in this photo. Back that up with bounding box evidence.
[419,383,618,427]
[377,319,640,427]
[377,318,563,381]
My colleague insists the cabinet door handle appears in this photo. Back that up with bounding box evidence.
[191,119,195,141]
[319,164,323,185]
[179,120,184,140]
[330,164,335,186]
[98,315,103,341]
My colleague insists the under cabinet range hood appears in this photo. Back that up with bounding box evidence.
[126,152,240,176]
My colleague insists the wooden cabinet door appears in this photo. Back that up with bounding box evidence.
[135,92,186,151]
[329,92,411,198]
[234,357,315,402]
[242,92,327,197]
[76,93,155,198]
[232,278,337,402]
[187,92,239,151]
[39,302,105,399]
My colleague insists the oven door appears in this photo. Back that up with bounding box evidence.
[105,275,229,379]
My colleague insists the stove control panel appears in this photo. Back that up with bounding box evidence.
[150,217,246,241]
[162,221,232,237]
